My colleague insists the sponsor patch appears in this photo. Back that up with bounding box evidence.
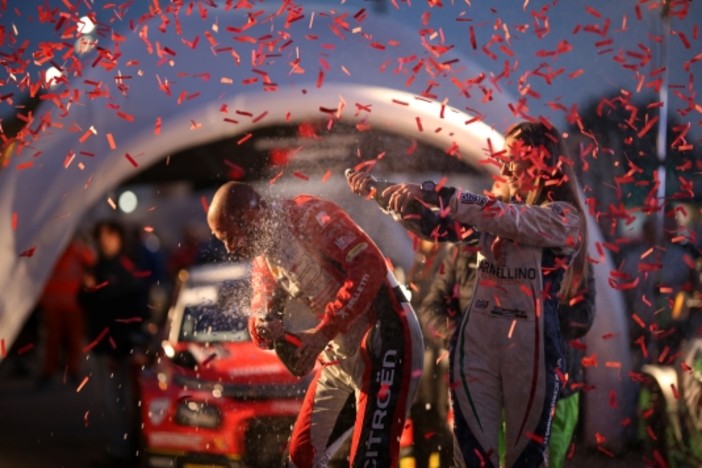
[334,233,357,250]
[345,242,368,262]
[460,192,488,207]
[316,211,331,227]
[490,306,528,319]
[549,203,565,216]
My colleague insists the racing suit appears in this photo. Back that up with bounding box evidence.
[377,186,581,467]
[248,195,424,468]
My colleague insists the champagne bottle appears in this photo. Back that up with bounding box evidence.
[344,168,395,207]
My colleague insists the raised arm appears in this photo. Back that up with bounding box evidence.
[345,170,471,243]
[446,190,581,249]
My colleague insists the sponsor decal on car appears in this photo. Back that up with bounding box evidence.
[148,398,171,426]
[149,431,205,449]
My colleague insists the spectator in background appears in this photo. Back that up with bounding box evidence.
[79,220,147,467]
[409,241,476,468]
[129,225,169,335]
[37,235,95,387]
[621,215,695,364]
[533,267,595,468]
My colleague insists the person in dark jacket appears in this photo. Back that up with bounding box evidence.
[408,241,477,468]
[79,220,147,467]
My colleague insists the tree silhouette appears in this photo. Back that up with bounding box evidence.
[566,89,701,243]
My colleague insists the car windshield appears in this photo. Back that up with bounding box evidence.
[179,280,251,343]
[180,305,250,343]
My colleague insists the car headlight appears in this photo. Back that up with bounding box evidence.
[174,399,222,428]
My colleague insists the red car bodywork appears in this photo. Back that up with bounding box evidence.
[137,264,309,468]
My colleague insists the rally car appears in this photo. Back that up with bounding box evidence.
[138,262,310,468]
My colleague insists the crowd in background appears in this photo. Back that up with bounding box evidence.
[1,218,226,466]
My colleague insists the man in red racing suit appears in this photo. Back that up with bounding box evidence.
[207,181,424,467]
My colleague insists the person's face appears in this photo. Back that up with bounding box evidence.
[208,212,261,260]
[501,136,538,200]
[98,228,122,258]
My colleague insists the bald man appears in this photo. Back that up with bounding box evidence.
[207,182,424,467]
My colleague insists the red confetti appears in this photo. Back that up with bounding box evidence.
[11,213,17,231]
[284,333,302,347]
[636,115,658,138]
[115,317,144,324]
[123,153,138,167]
[658,345,670,364]
[78,129,93,143]
[224,160,246,179]
[269,170,284,185]
[237,133,253,145]
[525,432,545,445]
[634,335,649,360]
[76,376,89,393]
[116,111,134,122]
[585,6,602,18]
[200,196,209,214]
[83,328,109,353]
[631,313,646,328]
[597,445,614,458]
[581,354,598,367]
[17,343,34,355]
[0,339,5,358]
[202,353,217,367]
[106,133,116,150]
[645,425,657,441]
[469,26,477,50]
[674,30,691,49]
[19,247,36,257]
[252,111,268,123]
[609,389,618,408]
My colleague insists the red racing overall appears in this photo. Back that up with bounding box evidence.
[248,195,424,467]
